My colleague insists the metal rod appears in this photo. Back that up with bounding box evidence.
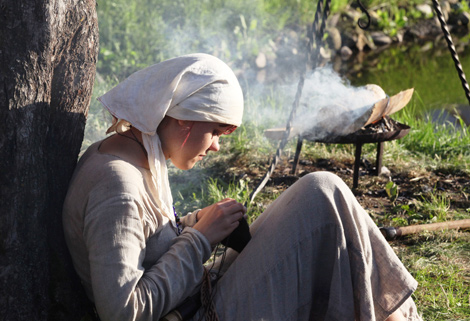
[287,0,332,178]
[353,143,363,189]
[432,0,470,106]
[309,0,331,65]
[356,0,371,29]
[291,137,304,175]
[375,142,384,176]
[249,0,331,203]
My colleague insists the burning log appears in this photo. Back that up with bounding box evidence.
[380,219,470,241]
[359,116,407,136]
[364,88,414,127]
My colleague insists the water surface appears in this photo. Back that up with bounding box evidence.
[340,41,470,122]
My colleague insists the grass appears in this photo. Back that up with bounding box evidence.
[95,0,324,81]
[395,231,470,320]
[397,109,470,162]
[86,0,470,319]
[165,90,470,319]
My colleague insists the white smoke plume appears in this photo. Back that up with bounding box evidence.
[289,66,386,142]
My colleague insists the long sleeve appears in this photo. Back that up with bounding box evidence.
[179,209,201,228]
[84,183,212,321]
[62,145,213,321]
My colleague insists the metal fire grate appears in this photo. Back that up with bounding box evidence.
[265,117,411,189]
[292,118,410,189]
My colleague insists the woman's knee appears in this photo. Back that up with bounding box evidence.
[284,172,357,221]
[257,171,351,225]
[297,171,348,193]
[266,172,345,220]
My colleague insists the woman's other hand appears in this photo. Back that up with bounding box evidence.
[193,198,246,246]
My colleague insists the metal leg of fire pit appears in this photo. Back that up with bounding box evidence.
[353,142,385,189]
[291,136,304,175]
[375,142,384,176]
[291,138,384,189]
[353,143,363,189]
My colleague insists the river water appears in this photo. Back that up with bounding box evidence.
[338,41,470,124]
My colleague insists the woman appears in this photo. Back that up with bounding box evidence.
[63,53,422,321]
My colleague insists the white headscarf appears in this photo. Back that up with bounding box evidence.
[97,53,244,227]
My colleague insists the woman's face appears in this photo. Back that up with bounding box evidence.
[164,120,235,170]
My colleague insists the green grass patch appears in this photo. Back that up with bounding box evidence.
[395,231,470,320]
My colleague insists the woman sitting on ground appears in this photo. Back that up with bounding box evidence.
[63,53,422,321]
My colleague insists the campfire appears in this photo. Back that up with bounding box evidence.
[265,85,414,188]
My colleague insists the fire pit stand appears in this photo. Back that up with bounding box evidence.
[292,139,384,189]
[290,121,411,189]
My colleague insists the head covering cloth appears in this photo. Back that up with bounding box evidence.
[97,53,244,228]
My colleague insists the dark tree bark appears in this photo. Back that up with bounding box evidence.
[0,0,99,320]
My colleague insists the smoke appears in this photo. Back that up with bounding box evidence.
[290,67,386,142]
[85,6,304,148]
[83,4,391,208]
[86,7,387,146]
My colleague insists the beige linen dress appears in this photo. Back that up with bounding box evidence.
[63,141,422,321]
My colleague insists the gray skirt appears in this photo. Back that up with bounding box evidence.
[195,172,422,321]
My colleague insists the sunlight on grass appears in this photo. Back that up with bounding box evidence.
[396,103,470,167]
[395,231,470,320]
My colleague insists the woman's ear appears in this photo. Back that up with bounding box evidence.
[177,119,194,132]
[177,119,187,126]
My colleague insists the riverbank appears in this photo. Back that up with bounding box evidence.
[254,0,470,82]
[326,0,470,60]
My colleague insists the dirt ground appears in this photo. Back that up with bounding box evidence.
[247,155,470,227]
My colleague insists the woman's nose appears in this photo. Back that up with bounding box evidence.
[209,136,220,152]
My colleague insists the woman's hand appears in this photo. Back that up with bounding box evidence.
[193,198,246,246]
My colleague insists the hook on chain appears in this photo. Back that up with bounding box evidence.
[356,0,370,29]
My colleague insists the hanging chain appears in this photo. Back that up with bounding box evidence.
[356,0,371,29]
[432,0,470,106]
[249,0,331,203]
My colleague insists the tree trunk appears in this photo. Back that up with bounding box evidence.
[0,0,99,320]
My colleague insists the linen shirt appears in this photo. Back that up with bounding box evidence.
[63,141,211,321]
